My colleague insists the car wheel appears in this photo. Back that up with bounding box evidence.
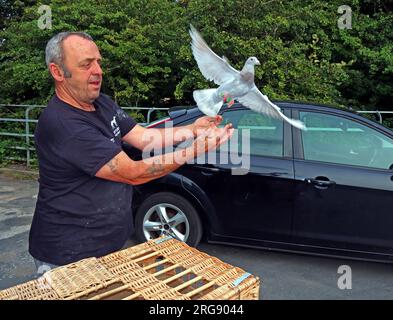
[135,192,202,247]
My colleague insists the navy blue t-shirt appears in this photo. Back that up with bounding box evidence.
[29,93,137,265]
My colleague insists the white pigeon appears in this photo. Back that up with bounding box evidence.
[189,24,306,130]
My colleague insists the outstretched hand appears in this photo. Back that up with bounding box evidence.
[192,123,234,156]
[192,115,226,136]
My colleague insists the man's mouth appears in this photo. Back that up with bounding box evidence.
[89,81,101,87]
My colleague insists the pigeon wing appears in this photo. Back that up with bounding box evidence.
[237,86,306,130]
[189,25,239,85]
[237,86,284,120]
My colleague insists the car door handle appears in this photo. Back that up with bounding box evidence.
[304,177,336,189]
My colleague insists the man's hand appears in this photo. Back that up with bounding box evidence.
[192,115,225,137]
[192,123,234,156]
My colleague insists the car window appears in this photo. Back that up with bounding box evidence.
[300,111,393,170]
[221,109,284,157]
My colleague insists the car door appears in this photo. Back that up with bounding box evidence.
[186,107,296,243]
[292,109,393,255]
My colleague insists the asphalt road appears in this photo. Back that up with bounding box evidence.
[0,171,392,299]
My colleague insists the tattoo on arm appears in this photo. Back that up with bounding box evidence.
[147,159,165,176]
[107,158,119,174]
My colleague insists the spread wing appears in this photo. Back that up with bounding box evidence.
[189,24,239,85]
[237,86,306,130]
[237,86,284,119]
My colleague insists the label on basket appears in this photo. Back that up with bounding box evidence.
[154,236,174,244]
[232,272,251,286]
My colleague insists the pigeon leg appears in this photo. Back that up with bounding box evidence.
[222,93,230,102]
[223,93,235,107]
[222,93,228,103]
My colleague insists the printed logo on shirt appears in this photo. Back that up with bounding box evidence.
[110,116,120,137]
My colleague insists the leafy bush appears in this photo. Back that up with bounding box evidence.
[0,0,392,166]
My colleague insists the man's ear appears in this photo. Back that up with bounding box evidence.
[49,63,64,82]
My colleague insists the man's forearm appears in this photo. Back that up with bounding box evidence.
[98,124,231,186]
[153,124,195,149]
[100,140,205,185]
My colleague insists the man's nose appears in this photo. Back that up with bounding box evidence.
[92,61,103,75]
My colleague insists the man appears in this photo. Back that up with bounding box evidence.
[29,32,233,273]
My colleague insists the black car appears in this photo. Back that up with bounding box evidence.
[125,102,393,263]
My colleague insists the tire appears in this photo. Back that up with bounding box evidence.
[135,192,203,247]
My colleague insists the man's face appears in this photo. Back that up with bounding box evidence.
[61,36,103,104]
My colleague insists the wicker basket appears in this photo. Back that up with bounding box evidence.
[0,236,260,300]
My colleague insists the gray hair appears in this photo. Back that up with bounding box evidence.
[45,32,93,78]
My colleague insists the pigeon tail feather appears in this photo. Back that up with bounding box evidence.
[193,89,223,116]
[280,113,307,130]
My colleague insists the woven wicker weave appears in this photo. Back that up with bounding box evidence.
[0,278,60,300]
[47,257,116,299]
[0,236,260,300]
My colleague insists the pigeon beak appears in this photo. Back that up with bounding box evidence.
[255,59,261,66]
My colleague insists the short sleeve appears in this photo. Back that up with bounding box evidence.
[62,128,122,177]
[115,108,137,137]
